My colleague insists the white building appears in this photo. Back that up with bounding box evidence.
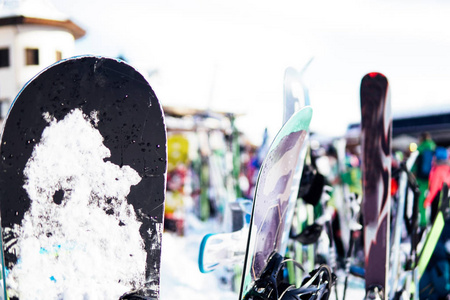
[0,0,85,119]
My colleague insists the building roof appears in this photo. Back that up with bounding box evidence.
[345,111,450,147]
[0,0,85,39]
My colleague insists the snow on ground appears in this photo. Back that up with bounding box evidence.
[160,214,238,300]
[160,212,366,300]
[331,270,366,300]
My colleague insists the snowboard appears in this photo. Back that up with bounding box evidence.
[197,63,315,276]
[283,61,312,122]
[239,106,312,299]
[283,63,313,285]
[360,72,392,299]
[0,56,167,299]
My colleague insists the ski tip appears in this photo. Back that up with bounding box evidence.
[368,72,381,78]
[360,72,389,97]
[270,105,312,159]
[281,105,313,134]
[363,72,388,81]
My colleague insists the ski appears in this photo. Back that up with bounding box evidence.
[342,192,363,300]
[388,151,419,299]
[0,56,167,299]
[239,106,312,299]
[360,72,392,299]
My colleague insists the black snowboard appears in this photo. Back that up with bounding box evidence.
[0,56,167,299]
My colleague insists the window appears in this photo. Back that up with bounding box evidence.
[0,48,9,68]
[56,50,62,62]
[25,48,39,66]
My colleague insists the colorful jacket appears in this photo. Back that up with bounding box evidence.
[424,162,450,208]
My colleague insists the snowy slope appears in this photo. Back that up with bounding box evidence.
[160,215,238,300]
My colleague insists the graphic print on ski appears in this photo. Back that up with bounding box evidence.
[360,72,392,298]
[239,106,312,299]
[0,56,167,299]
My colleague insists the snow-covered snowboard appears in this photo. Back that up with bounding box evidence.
[239,106,312,299]
[0,56,167,299]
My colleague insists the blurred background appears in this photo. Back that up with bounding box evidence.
[1,0,450,298]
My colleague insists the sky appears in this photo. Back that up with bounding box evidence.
[45,0,450,144]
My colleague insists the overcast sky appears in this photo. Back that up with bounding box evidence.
[50,0,450,144]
